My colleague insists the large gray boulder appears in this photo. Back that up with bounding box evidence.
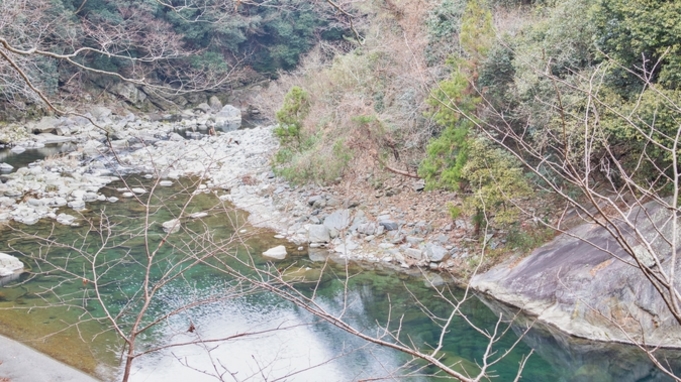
[472,201,681,348]
[213,105,241,132]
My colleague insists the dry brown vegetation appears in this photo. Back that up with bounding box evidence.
[260,0,441,185]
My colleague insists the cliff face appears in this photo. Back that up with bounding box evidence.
[471,203,681,348]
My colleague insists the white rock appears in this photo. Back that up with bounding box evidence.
[82,192,99,202]
[159,180,173,187]
[15,214,40,225]
[121,192,134,198]
[0,253,23,277]
[68,200,86,210]
[56,213,77,226]
[107,196,119,203]
[262,245,287,260]
[10,146,26,154]
[0,163,14,172]
[131,188,147,194]
[162,219,181,234]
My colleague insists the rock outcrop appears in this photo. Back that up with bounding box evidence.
[471,202,681,348]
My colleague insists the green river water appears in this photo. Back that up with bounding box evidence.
[0,149,678,381]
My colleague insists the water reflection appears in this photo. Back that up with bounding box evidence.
[0,143,76,172]
[478,294,678,382]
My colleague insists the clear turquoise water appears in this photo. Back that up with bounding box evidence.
[0,175,678,381]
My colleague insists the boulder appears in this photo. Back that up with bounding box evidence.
[213,105,241,131]
[82,192,99,202]
[262,245,287,260]
[162,219,181,234]
[424,243,449,262]
[0,163,13,172]
[208,96,223,111]
[68,200,86,210]
[357,223,377,236]
[195,103,211,113]
[404,248,423,260]
[14,214,40,225]
[379,220,399,231]
[27,116,59,134]
[56,213,77,226]
[323,209,351,231]
[0,253,23,277]
[308,224,331,243]
[471,201,681,347]
[90,106,112,120]
[110,82,147,105]
[34,133,74,144]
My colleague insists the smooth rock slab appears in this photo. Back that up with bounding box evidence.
[262,245,287,260]
[0,252,23,277]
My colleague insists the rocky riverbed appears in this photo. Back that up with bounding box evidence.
[0,105,467,272]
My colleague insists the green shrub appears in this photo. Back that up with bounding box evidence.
[274,86,311,149]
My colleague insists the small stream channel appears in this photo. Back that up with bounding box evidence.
[0,146,679,381]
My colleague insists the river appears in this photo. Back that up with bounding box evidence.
[0,147,678,381]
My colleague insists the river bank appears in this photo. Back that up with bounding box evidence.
[0,106,471,274]
[0,333,98,382]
